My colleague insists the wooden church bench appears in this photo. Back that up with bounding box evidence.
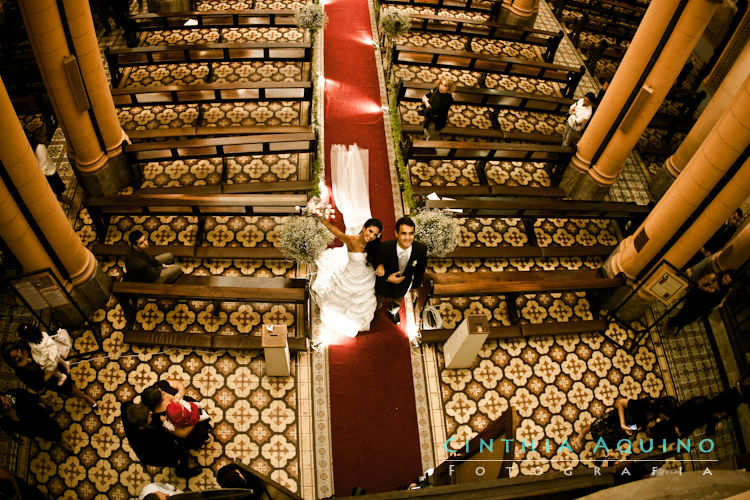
[411,185,567,199]
[126,125,312,141]
[420,318,608,342]
[125,9,296,33]
[390,44,585,97]
[105,41,312,86]
[396,81,574,116]
[443,244,614,259]
[85,192,306,239]
[92,243,285,260]
[111,81,313,107]
[113,275,308,330]
[124,329,309,352]
[406,13,563,62]
[425,269,623,297]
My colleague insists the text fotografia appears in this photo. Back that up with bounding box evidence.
[444,437,717,477]
[444,436,716,456]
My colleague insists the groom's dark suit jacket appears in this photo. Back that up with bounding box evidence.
[375,240,428,299]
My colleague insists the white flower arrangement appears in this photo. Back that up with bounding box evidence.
[303,196,334,219]
[294,4,328,32]
[413,208,459,257]
[379,8,412,39]
[278,215,334,264]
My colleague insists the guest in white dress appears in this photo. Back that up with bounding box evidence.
[17,323,70,386]
[312,217,382,338]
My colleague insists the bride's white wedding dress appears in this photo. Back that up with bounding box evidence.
[311,144,376,338]
[311,246,377,338]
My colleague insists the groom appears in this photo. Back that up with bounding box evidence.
[375,216,428,324]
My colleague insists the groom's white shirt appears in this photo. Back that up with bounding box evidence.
[397,244,412,274]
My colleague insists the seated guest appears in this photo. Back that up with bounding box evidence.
[164,397,210,433]
[142,379,211,449]
[686,209,744,269]
[0,341,97,409]
[573,396,677,451]
[0,468,49,500]
[125,230,183,283]
[661,271,732,336]
[122,402,201,479]
[216,463,265,498]
[562,92,595,146]
[0,388,71,450]
[139,481,182,500]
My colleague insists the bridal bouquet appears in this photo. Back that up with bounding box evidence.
[379,8,412,39]
[413,209,459,257]
[294,4,328,32]
[278,215,334,264]
[303,196,335,219]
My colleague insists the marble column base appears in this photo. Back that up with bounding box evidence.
[560,164,610,200]
[77,154,132,197]
[602,282,651,322]
[53,264,111,327]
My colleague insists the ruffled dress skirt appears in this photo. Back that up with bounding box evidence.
[311,246,376,338]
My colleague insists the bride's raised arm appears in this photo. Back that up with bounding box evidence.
[320,217,354,246]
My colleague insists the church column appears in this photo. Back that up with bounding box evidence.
[0,76,110,320]
[0,180,61,279]
[605,71,750,281]
[496,0,539,26]
[560,0,721,200]
[713,221,750,272]
[662,157,750,269]
[18,0,131,196]
[650,39,750,198]
[63,0,128,160]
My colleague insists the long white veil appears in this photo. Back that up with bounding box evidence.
[330,144,372,235]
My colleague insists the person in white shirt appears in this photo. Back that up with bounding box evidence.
[30,137,73,205]
[562,92,596,146]
[139,482,183,500]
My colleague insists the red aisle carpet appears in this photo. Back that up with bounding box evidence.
[323,0,423,494]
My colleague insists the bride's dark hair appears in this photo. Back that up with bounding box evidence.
[362,218,382,267]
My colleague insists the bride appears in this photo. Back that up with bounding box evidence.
[311,217,382,338]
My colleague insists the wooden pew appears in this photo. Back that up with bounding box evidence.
[433,409,518,485]
[105,41,312,87]
[406,13,563,63]
[424,197,650,222]
[390,45,585,97]
[124,131,316,163]
[125,9,296,33]
[85,192,306,239]
[426,269,623,297]
[399,124,562,144]
[584,39,626,75]
[554,0,645,26]
[92,242,285,260]
[380,0,500,16]
[397,81,574,116]
[421,318,609,342]
[411,185,567,199]
[111,81,313,107]
[126,124,312,141]
[336,471,615,499]
[444,245,614,259]
[406,139,573,182]
[567,12,637,49]
[112,274,308,331]
[125,329,309,352]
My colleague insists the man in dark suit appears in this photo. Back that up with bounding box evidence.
[375,217,428,324]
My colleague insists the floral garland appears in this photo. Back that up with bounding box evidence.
[413,209,459,257]
[294,3,328,32]
[388,79,416,209]
[277,215,333,264]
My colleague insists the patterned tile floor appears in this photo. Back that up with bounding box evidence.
[3,0,736,498]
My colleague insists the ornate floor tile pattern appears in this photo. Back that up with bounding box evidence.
[434,327,667,473]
